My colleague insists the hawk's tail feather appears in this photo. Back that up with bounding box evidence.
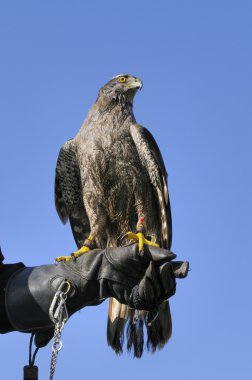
[107,319,125,355]
[107,299,172,358]
[146,301,172,352]
[107,298,128,355]
[126,310,144,358]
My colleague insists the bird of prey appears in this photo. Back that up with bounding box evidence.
[54,74,173,357]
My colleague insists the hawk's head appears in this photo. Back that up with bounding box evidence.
[98,74,143,105]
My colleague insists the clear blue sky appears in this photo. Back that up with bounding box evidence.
[0,1,251,379]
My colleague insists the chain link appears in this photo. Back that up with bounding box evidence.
[49,281,70,380]
[49,320,65,380]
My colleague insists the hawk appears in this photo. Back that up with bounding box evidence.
[54,74,173,357]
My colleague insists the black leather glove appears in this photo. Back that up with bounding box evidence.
[0,244,188,347]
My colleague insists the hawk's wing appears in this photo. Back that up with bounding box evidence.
[55,139,90,248]
[128,124,173,355]
[130,124,172,249]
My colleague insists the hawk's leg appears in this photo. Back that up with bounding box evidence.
[126,217,159,252]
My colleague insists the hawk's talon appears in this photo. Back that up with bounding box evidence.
[125,231,159,252]
[55,245,91,262]
[55,255,73,263]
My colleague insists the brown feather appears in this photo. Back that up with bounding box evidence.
[107,298,128,354]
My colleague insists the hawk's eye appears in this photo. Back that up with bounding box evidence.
[118,77,126,83]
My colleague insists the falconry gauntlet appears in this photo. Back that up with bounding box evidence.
[0,244,188,347]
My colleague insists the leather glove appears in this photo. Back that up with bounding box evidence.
[1,244,188,347]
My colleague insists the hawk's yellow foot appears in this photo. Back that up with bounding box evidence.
[55,246,91,262]
[126,231,159,252]
[55,235,94,262]
[55,255,72,262]
[72,245,91,258]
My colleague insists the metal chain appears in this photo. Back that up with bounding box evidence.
[49,281,70,380]
[49,319,65,380]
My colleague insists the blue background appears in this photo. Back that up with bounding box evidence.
[0,1,251,379]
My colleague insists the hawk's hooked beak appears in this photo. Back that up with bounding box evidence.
[128,77,143,91]
[134,77,143,90]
